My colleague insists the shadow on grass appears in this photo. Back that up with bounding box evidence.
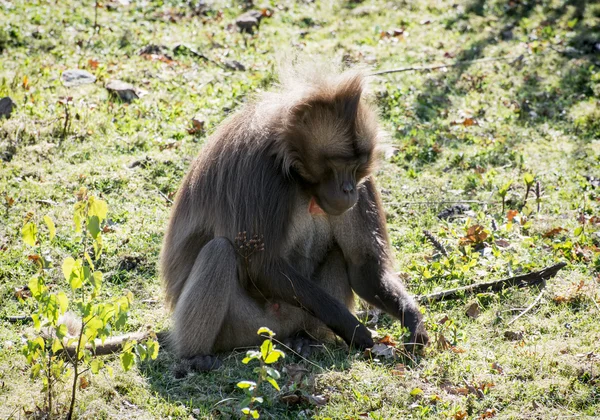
[411,0,598,138]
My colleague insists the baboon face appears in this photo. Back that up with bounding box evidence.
[311,152,370,215]
[292,105,375,216]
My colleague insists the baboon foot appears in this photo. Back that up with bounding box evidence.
[173,355,222,378]
[283,333,323,359]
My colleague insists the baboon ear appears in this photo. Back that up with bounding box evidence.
[334,73,363,122]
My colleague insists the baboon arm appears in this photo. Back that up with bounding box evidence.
[347,257,423,336]
[263,260,373,349]
[332,177,427,342]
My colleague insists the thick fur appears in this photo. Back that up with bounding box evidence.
[160,65,428,360]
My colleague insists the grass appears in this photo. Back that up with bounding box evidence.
[1,0,599,418]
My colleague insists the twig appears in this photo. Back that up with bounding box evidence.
[417,262,566,304]
[4,315,32,323]
[369,54,523,76]
[157,189,173,204]
[508,288,545,325]
[57,331,151,358]
[423,230,448,256]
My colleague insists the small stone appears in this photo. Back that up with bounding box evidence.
[223,60,245,71]
[61,69,96,87]
[0,97,16,119]
[106,80,139,103]
[235,10,263,34]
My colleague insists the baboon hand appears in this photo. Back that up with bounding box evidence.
[347,322,374,350]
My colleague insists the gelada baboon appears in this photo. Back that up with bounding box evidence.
[160,63,429,370]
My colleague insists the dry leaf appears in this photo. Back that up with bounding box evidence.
[88,59,100,69]
[466,302,481,319]
[491,362,504,373]
[479,408,497,418]
[438,314,449,325]
[542,227,566,238]
[379,335,397,346]
[308,394,328,406]
[14,286,31,300]
[284,363,309,384]
[436,333,452,351]
[79,376,89,389]
[507,209,518,221]
[454,409,468,419]
[365,343,396,359]
[459,224,488,246]
[504,331,524,341]
[391,363,406,376]
[188,115,205,134]
[495,239,510,248]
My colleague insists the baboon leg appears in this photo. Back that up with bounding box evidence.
[172,237,238,358]
[174,237,306,358]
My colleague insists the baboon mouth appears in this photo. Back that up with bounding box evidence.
[308,197,327,216]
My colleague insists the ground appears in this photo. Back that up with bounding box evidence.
[0,0,599,419]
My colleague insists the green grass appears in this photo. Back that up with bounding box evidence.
[1,0,599,418]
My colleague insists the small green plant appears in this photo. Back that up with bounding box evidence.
[522,173,535,207]
[237,327,286,419]
[498,180,513,214]
[21,188,159,420]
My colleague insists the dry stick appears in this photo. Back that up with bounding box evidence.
[369,54,523,76]
[60,331,151,358]
[508,288,545,325]
[423,230,448,257]
[417,262,566,304]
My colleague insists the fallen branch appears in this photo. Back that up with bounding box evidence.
[63,331,152,357]
[417,262,566,304]
[370,54,524,76]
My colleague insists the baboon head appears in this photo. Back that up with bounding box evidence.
[279,72,380,216]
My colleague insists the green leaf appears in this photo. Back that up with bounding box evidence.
[260,339,273,360]
[62,257,75,281]
[523,173,534,185]
[265,376,280,391]
[120,350,135,372]
[22,222,38,246]
[242,350,261,364]
[88,197,108,223]
[146,339,160,360]
[91,271,103,293]
[265,367,280,380]
[43,215,56,241]
[574,226,583,236]
[499,180,513,196]
[84,252,95,271]
[251,397,264,404]
[73,201,85,233]
[90,359,104,374]
[28,276,44,299]
[56,292,68,314]
[51,338,62,354]
[257,327,275,337]
[237,380,256,390]
[62,258,82,290]
[56,323,68,340]
[31,314,40,330]
[87,215,101,239]
[264,349,285,364]
[410,387,424,397]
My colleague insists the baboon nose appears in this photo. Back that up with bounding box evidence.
[342,181,355,194]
